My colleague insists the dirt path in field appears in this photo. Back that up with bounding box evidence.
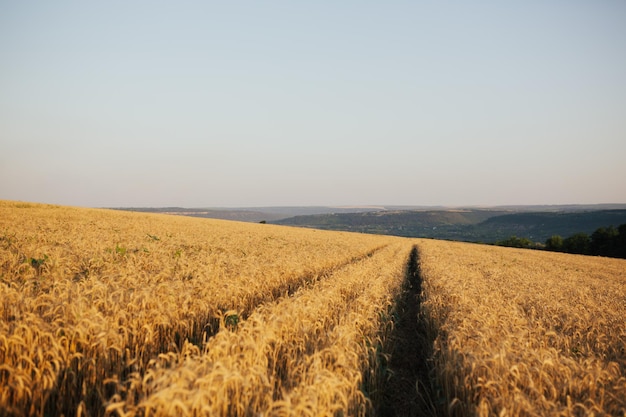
[376,246,442,417]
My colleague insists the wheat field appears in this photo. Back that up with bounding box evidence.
[1,201,625,416]
[417,239,626,416]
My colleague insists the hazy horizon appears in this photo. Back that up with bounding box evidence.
[113,203,626,208]
[12,202,626,211]
[2,1,625,208]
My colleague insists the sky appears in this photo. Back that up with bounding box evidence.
[1,1,625,208]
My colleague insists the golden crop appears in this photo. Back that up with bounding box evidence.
[417,239,626,416]
[1,200,624,416]
[0,201,404,416]
[116,243,406,416]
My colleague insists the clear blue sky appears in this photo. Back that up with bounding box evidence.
[1,1,625,207]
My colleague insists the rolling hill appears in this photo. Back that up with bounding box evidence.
[273,208,626,243]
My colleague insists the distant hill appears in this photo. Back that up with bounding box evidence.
[108,206,391,223]
[476,210,626,242]
[273,209,505,239]
[273,209,626,243]
[110,207,288,223]
[110,205,626,243]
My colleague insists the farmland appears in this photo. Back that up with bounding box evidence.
[417,239,626,416]
[1,201,625,416]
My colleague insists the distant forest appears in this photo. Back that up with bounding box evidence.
[496,224,626,259]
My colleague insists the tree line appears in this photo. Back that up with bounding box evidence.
[495,224,626,259]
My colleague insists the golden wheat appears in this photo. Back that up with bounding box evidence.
[0,201,401,416]
[115,243,407,416]
[416,238,626,416]
[3,200,625,416]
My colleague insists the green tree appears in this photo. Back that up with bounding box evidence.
[563,233,591,255]
[545,235,563,251]
[615,224,626,258]
[591,226,619,256]
[496,236,535,249]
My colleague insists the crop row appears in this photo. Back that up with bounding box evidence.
[106,242,409,416]
[0,201,403,416]
[416,239,626,416]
